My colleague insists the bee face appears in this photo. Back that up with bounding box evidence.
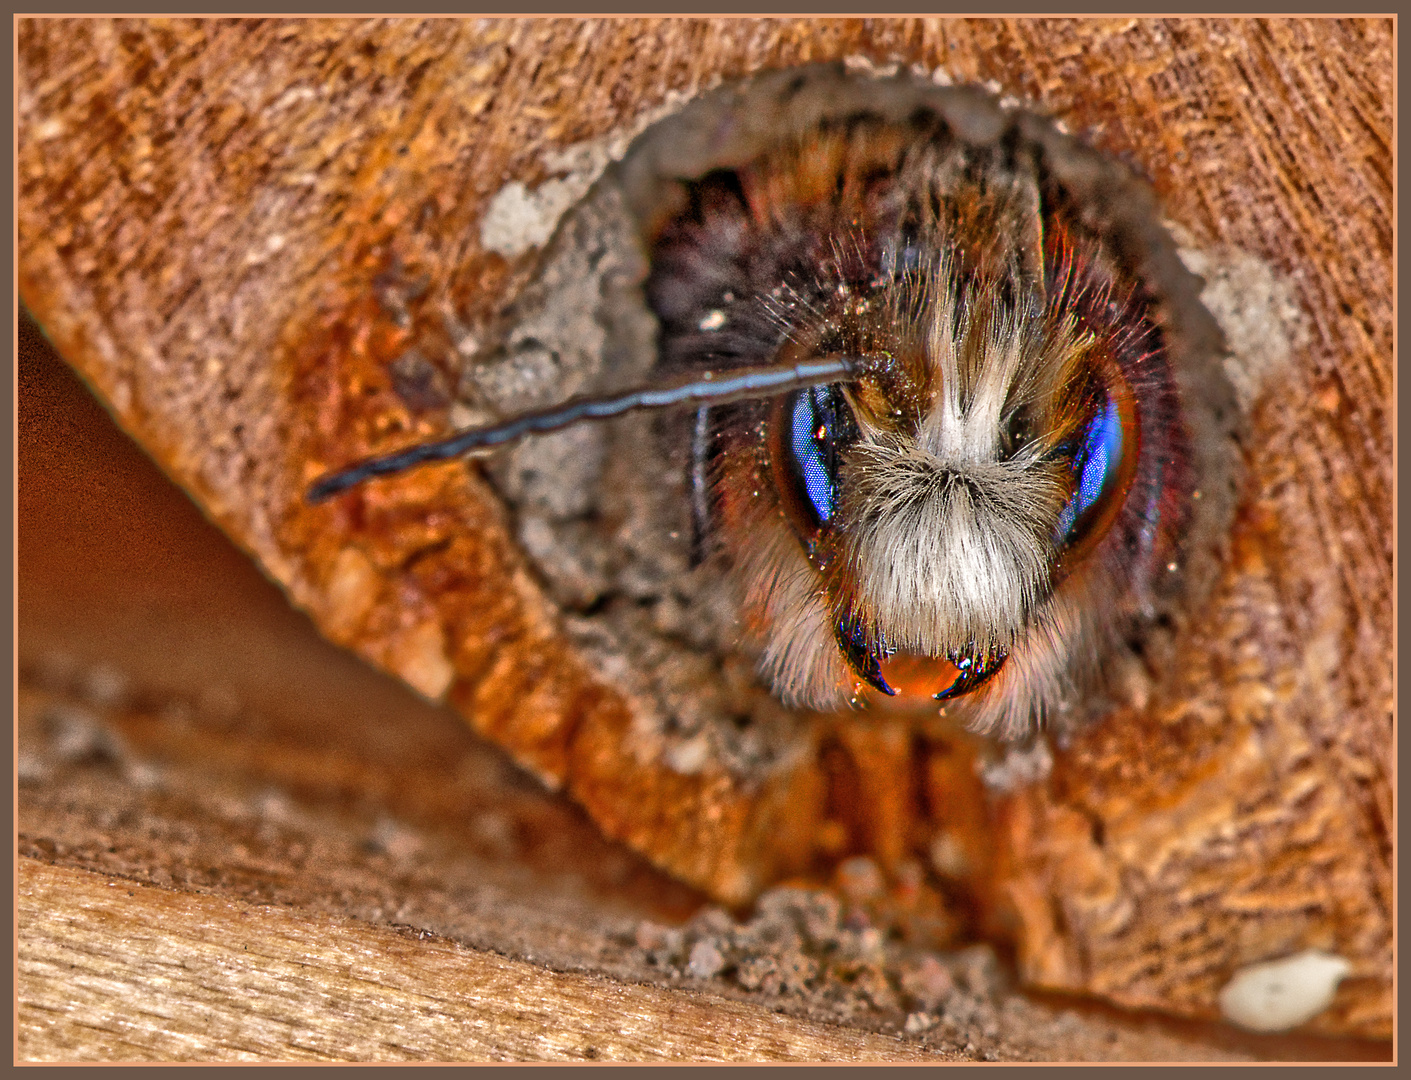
[647,118,1190,736]
[311,67,1229,743]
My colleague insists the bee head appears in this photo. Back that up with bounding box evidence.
[309,104,1192,739]
[753,245,1145,713]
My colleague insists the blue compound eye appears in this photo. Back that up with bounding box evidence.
[1055,383,1140,556]
[771,383,859,542]
[790,387,841,524]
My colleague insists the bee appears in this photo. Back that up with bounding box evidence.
[311,69,1222,740]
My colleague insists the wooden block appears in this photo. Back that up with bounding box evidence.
[17,860,946,1062]
[18,17,1391,1040]
[18,319,1389,1063]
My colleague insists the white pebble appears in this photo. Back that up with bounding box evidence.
[687,940,725,980]
[904,1012,936,1034]
[1218,950,1351,1033]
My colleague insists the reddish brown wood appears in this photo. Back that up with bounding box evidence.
[19,18,1391,1039]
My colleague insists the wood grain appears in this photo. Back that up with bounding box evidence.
[17,860,945,1062]
[18,17,1392,1039]
[17,322,1387,1063]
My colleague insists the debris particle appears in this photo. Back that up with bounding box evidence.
[904,1011,937,1034]
[978,737,1053,792]
[43,703,126,765]
[80,662,129,708]
[621,884,1027,1050]
[367,816,424,861]
[687,939,726,979]
[1218,950,1351,1033]
[468,810,519,858]
[900,954,956,1011]
[635,921,684,956]
[255,788,293,822]
[928,831,971,879]
[124,761,165,791]
[836,856,886,905]
[18,752,52,785]
[664,734,710,775]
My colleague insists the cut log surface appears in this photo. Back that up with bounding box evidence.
[18,16,1392,1052]
[16,316,1386,1063]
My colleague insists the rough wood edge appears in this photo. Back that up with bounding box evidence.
[16,858,949,1063]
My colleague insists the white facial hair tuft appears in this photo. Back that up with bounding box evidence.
[842,438,1069,652]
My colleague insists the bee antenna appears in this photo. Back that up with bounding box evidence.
[307,356,863,504]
